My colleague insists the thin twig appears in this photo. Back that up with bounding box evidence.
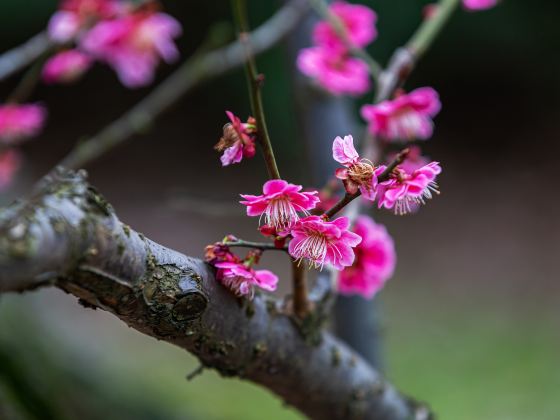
[308,0,382,80]
[0,32,54,82]
[7,50,52,104]
[407,0,462,58]
[233,0,281,180]
[186,364,205,381]
[57,0,308,170]
[291,259,310,318]
[226,239,287,252]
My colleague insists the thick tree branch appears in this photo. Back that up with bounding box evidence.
[58,0,308,170]
[0,168,430,420]
[0,32,53,82]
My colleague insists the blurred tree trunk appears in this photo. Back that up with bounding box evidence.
[284,6,383,369]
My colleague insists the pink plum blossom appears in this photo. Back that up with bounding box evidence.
[463,0,498,11]
[0,104,47,144]
[332,134,384,200]
[297,47,370,96]
[361,87,441,141]
[240,180,320,231]
[48,0,124,43]
[338,216,396,299]
[377,161,442,215]
[80,11,182,87]
[214,111,257,166]
[289,216,362,270]
[214,261,278,298]
[313,1,377,54]
[42,50,93,84]
[0,150,21,191]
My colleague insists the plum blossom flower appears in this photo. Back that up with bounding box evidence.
[80,11,182,87]
[361,87,441,141]
[313,1,377,54]
[0,104,47,144]
[48,0,124,43]
[289,216,361,270]
[297,47,370,96]
[338,216,396,299]
[42,50,93,84]
[463,0,498,11]
[0,149,21,191]
[332,134,384,200]
[377,161,442,215]
[214,111,257,166]
[214,261,278,298]
[240,180,320,231]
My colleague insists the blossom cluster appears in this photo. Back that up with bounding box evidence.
[45,0,182,87]
[297,1,377,96]
[205,239,278,298]
[208,107,443,298]
[0,0,183,191]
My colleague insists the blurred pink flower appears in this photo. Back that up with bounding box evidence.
[48,0,124,43]
[313,1,377,54]
[214,261,278,298]
[240,180,320,231]
[297,47,370,96]
[0,104,46,144]
[42,50,93,84]
[377,161,442,215]
[0,149,21,191]
[332,134,384,200]
[289,215,361,270]
[338,216,395,299]
[80,11,182,87]
[361,87,441,141]
[463,0,498,11]
[215,111,256,166]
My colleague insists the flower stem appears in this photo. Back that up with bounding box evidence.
[407,0,461,59]
[232,0,281,180]
[292,259,310,318]
[324,148,410,219]
[308,0,382,80]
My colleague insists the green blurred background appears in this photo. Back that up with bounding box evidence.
[1,1,559,419]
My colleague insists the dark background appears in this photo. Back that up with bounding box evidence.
[1,1,559,419]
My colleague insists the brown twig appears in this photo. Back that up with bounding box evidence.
[233,0,281,180]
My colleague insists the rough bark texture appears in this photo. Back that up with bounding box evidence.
[0,169,430,420]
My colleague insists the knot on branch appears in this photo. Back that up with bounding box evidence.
[141,263,209,335]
